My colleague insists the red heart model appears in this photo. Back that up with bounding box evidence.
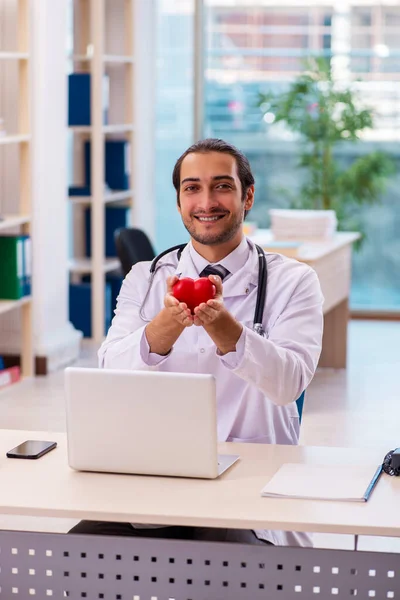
[172,277,216,313]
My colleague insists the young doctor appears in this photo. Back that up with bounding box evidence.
[71,138,324,546]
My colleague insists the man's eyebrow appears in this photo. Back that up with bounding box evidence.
[180,175,235,186]
[212,175,235,182]
[181,177,201,185]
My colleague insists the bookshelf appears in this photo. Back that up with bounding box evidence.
[68,0,135,342]
[0,295,31,317]
[0,0,33,381]
[68,189,134,206]
[68,257,120,275]
[0,134,31,145]
[0,52,29,60]
[0,215,30,231]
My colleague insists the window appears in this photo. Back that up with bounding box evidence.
[204,2,400,312]
[155,0,194,252]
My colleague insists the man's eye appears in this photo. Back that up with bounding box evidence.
[216,184,231,189]
[185,186,197,192]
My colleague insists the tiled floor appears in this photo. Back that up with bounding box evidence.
[1,320,400,552]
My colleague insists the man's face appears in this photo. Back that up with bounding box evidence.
[177,151,254,246]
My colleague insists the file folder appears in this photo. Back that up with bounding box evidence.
[68,73,109,126]
[0,236,25,299]
[22,235,32,297]
[84,206,130,258]
[84,140,131,191]
[69,282,112,338]
[0,365,21,390]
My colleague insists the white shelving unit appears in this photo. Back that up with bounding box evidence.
[68,189,134,206]
[68,257,120,275]
[70,54,135,65]
[0,134,30,145]
[68,0,135,342]
[0,51,29,60]
[0,295,31,317]
[0,215,30,231]
[69,124,134,134]
[0,0,33,379]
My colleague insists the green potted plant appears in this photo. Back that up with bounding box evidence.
[258,57,395,242]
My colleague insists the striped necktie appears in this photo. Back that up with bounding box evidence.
[199,264,230,281]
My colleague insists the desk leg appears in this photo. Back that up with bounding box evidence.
[319,299,349,369]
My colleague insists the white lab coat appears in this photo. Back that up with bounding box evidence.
[99,238,324,546]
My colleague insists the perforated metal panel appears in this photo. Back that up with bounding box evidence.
[0,529,399,599]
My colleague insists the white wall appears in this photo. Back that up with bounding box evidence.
[132,0,156,241]
[30,0,81,369]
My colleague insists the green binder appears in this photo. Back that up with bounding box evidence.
[0,236,24,300]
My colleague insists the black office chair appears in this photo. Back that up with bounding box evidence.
[114,227,156,277]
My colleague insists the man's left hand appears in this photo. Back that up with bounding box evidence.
[193,275,224,326]
[193,274,243,355]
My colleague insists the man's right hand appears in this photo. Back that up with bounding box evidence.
[144,276,193,356]
[164,275,194,328]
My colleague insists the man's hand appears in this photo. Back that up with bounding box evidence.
[193,275,224,327]
[193,275,243,355]
[145,276,193,356]
[164,275,194,328]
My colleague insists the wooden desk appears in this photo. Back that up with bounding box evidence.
[1,430,399,538]
[250,230,360,369]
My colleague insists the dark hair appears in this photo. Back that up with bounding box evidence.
[172,138,255,205]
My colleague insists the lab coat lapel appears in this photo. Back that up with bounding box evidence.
[173,244,199,280]
[172,239,260,298]
[222,241,259,298]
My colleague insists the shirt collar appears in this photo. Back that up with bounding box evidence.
[188,236,250,278]
[173,238,260,297]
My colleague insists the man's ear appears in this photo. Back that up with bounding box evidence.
[177,194,181,214]
[244,185,255,211]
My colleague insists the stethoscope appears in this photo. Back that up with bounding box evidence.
[139,243,268,336]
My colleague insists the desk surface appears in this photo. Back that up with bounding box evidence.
[1,430,399,537]
[250,229,360,263]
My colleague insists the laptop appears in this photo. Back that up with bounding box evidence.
[64,367,239,479]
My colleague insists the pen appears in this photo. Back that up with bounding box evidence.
[363,464,383,502]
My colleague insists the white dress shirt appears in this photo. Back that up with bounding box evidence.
[98,237,324,546]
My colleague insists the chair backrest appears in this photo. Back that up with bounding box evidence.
[114,227,156,277]
[296,391,306,423]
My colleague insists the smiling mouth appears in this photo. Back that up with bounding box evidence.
[194,214,227,222]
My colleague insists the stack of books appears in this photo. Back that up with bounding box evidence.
[0,357,21,390]
[269,209,337,240]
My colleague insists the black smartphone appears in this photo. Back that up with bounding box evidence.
[6,440,57,459]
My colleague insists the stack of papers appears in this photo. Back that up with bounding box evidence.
[269,209,337,240]
[261,463,382,502]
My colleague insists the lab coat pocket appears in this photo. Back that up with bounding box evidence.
[227,435,272,445]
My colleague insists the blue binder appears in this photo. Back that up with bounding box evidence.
[21,235,32,297]
[68,185,91,197]
[84,206,130,258]
[69,282,112,338]
[68,74,91,126]
[82,272,123,324]
[84,140,130,191]
[68,73,109,126]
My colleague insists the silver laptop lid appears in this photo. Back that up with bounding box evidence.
[65,367,219,478]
